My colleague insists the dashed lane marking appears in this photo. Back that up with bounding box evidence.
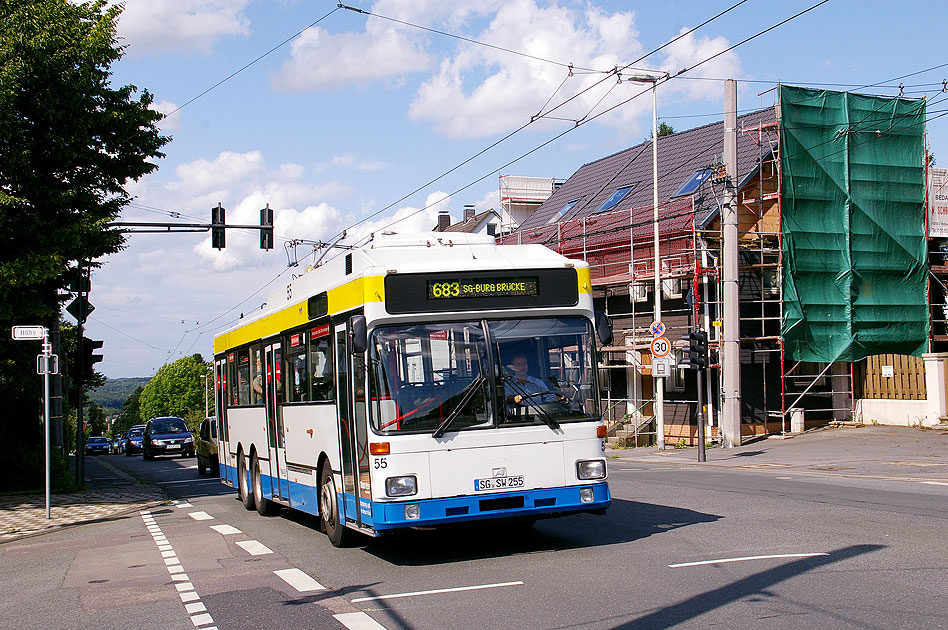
[333,612,389,630]
[236,539,273,556]
[140,509,218,629]
[209,524,241,535]
[922,481,948,486]
[274,568,326,592]
[669,552,830,568]
[188,511,215,521]
[351,580,524,603]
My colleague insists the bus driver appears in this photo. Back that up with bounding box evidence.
[505,353,560,406]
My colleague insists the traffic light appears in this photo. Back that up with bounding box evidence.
[684,329,708,370]
[211,203,226,249]
[80,337,103,382]
[260,205,273,250]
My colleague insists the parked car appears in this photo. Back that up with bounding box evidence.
[143,416,195,460]
[124,425,145,456]
[85,436,110,456]
[195,416,219,476]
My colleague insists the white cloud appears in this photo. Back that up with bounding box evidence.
[272,24,432,92]
[661,29,742,101]
[150,100,182,133]
[114,0,251,55]
[315,154,390,172]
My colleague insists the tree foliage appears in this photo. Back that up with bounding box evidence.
[0,0,168,467]
[114,385,144,435]
[138,355,211,432]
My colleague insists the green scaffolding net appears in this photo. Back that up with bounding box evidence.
[779,85,928,363]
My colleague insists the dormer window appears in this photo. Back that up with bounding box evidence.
[594,185,634,214]
[546,198,580,224]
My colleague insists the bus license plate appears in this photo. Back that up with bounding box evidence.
[475,475,524,491]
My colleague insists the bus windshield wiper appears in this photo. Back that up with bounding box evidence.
[500,372,560,431]
[432,375,486,438]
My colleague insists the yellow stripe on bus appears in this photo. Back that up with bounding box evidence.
[576,266,592,294]
[213,275,385,354]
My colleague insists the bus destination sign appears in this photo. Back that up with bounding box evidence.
[428,277,538,300]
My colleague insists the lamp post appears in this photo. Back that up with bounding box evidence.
[629,70,669,449]
[200,373,209,418]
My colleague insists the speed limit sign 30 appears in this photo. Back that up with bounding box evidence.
[650,336,671,358]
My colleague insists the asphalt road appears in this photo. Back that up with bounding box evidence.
[2,451,946,629]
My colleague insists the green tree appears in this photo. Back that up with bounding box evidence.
[0,0,167,490]
[86,403,107,436]
[139,355,210,432]
[646,122,675,142]
[114,385,144,435]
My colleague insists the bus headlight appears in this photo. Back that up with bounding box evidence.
[576,459,606,480]
[386,475,417,497]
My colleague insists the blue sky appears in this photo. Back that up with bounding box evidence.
[88,0,948,378]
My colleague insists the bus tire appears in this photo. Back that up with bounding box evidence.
[237,452,255,510]
[319,466,351,547]
[252,454,279,516]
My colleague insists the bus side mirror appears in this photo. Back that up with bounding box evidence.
[349,314,367,353]
[595,311,613,346]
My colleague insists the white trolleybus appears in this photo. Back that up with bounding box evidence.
[212,232,612,546]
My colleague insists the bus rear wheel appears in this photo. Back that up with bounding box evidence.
[252,454,279,516]
[319,466,351,547]
[237,452,255,510]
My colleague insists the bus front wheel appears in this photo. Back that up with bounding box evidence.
[319,466,351,547]
[237,452,255,511]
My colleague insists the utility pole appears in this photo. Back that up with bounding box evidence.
[721,79,742,447]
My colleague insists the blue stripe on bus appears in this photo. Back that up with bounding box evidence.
[225,465,608,534]
[371,483,611,531]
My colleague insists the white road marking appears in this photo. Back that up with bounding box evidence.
[164,558,180,566]
[189,612,214,626]
[161,550,177,558]
[168,565,185,574]
[236,539,273,556]
[776,476,793,480]
[174,582,194,592]
[351,581,524,603]
[209,524,241,535]
[179,592,200,603]
[334,612,389,630]
[158,544,173,551]
[173,500,193,508]
[188,511,214,521]
[185,602,207,614]
[165,479,222,486]
[922,481,948,486]
[274,568,326,592]
[669,553,830,568]
[172,574,190,582]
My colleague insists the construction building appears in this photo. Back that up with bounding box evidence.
[503,84,942,445]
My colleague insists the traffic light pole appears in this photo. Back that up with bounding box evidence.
[696,369,706,462]
[74,259,86,487]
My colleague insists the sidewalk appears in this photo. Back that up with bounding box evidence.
[0,454,168,543]
[607,423,948,483]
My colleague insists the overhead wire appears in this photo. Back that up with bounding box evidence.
[367,0,834,236]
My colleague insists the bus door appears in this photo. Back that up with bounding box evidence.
[335,322,370,528]
[216,358,233,483]
[265,342,289,500]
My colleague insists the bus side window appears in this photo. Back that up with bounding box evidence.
[236,349,251,405]
[309,333,333,401]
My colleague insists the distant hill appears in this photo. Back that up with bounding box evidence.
[89,377,151,416]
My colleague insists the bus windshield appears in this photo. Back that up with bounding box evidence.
[368,317,599,435]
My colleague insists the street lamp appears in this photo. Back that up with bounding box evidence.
[628,70,669,449]
[200,373,209,418]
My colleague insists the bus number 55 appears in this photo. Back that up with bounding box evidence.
[373,458,387,469]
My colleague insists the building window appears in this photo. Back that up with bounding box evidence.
[547,198,580,224]
[594,185,634,214]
